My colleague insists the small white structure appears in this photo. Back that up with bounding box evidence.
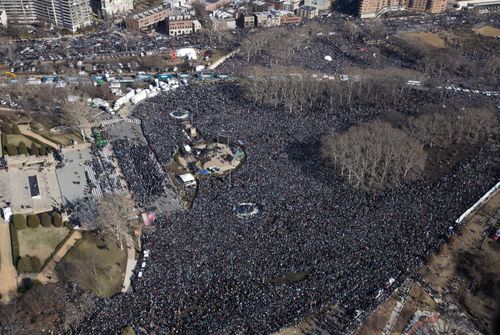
[2,207,12,223]
[176,48,198,60]
[0,10,7,28]
[179,173,196,187]
[324,55,333,61]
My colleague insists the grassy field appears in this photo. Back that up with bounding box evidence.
[18,226,70,263]
[400,32,446,48]
[60,232,127,297]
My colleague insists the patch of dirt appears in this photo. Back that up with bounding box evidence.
[393,284,438,333]
[356,188,499,335]
[353,297,398,335]
[473,26,500,37]
[399,32,447,49]
[419,190,500,333]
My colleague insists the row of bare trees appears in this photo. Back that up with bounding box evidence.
[322,107,497,191]
[407,107,497,148]
[242,66,420,112]
[322,121,426,191]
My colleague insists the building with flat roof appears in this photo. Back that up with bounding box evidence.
[358,0,405,18]
[358,0,446,17]
[0,0,37,25]
[39,0,93,32]
[92,0,134,18]
[125,5,173,32]
[0,0,92,31]
[296,5,319,18]
[280,12,301,24]
[167,14,201,36]
[304,0,331,10]
[237,13,255,28]
[448,0,500,10]
[254,11,280,27]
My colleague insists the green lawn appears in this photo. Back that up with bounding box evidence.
[59,232,127,297]
[17,226,70,263]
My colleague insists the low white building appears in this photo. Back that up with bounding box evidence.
[0,10,7,27]
[304,0,331,10]
[99,0,134,17]
[179,173,196,187]
[448,0,500,10]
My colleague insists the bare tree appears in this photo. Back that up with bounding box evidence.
[95,194,137,250]
[0,284,80,335]
[322,121,426,191]
[60,95,92,139]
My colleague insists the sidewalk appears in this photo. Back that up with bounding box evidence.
[37,230,82,284]
[0,221,18,303]
[122,234,137,293]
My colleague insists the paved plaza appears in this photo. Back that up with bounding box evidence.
[56,145,93,204]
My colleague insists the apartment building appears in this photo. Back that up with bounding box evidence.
[167,15,201,36]
[425,0,447,12]
[237,13,255,28]
[0,0,92,31]
[0,0,37,25]
[359,0,446,17]
[296,5,319,18]
[254,11,280,27]
[125,5,173,32]
[37,0,93,31]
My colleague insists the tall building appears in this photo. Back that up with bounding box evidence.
[0,0,37,25]
[37,0,93,31]
[0,0,92,31]
[358,0,405,17]
[425,0,447,12]
[408,0,446,11]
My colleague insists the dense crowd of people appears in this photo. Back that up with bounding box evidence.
[90,144,122,194]
[112,139,167,207]
[75,83,498,334]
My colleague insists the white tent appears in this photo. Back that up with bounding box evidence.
[176,48,198,60]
